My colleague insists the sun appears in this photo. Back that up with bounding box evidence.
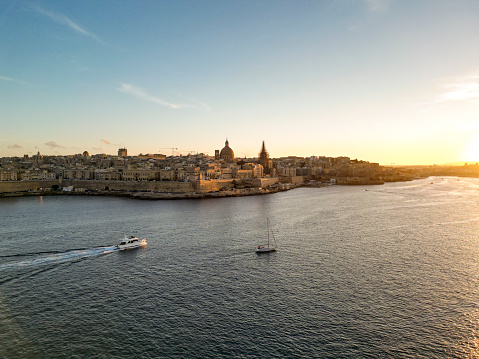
[463,138,479,163]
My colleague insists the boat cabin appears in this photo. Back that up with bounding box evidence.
[119,236,139,245]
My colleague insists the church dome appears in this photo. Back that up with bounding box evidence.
[220,139,234,161]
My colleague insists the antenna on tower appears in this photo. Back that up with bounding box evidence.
[159,148,178,156]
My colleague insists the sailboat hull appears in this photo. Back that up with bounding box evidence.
[256,246,276,253]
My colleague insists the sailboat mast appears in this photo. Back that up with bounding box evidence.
[267,218,270,247]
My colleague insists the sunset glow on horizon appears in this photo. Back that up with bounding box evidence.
[1,0,479,165]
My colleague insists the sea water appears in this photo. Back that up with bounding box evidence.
[1,176,479,358]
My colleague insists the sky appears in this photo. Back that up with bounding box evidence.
[1,0,479,165]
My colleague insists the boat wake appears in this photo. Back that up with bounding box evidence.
[0,246,118,271]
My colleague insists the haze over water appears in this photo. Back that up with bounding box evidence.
[2,177,479,358]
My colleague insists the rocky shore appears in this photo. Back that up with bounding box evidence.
[0,185,300,200]
[0,177,411,200]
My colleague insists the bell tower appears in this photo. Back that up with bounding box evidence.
[258,141,271,174]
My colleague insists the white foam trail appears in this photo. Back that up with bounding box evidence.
[0,246,118,271]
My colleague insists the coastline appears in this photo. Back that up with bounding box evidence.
[0,176,423,201]
[0,184,299,200]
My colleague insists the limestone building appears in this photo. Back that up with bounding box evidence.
[219,139,234,162]
[118,148,128,157]
[258,141,272,174]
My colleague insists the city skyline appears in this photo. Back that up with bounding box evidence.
[1,0,479,164]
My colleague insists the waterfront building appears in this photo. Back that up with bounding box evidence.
[122,168,158,181]
[63,169,81,180]
[0,168,18,181]
[235,169,253,179]
[186,165,202,181]
[70,168,94,180]
[220,167,233,179]
[276,166,297,177]
[17,169,55,181]
[77,169,95,180]
[242,163,264,178]
[176,168,187,181]
[159,168,176,181]
[94,169,121,181]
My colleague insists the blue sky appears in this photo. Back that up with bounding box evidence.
[1,0,479,164]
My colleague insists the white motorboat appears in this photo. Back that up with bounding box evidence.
[116,236,147,250]
[256,218,277,253]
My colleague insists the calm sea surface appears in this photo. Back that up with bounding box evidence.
[2,177,479,358]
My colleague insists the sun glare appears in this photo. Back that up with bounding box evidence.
[463,138,479,163]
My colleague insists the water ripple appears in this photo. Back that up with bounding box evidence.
[1,177,479,358]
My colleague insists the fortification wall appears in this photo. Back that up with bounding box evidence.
[0,180,196,193]
[0,177,287,194]
[251,177,280,188]
[279,176,304,184]
[0,180,60,193]
[196,179,235,192]
[62,180,195,193]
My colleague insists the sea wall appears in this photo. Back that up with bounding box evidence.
[0,179,238,194]
[0,180,60,193]
[195,179,235,192]
[0,177,294,195]
[251,177,280,188]
[0,180,197,194]
[279,176,304,185]
[65,180,197,193]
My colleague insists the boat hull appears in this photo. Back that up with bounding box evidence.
[117,241,147,250]
[256,246,276,253]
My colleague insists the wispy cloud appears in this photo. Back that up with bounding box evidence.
[45,141,64,149]
[436,75,479,103]
[349,0,391,32]
[118,84,182,109]
[415,73,479,112]
[101,139,121,147]
[365,0,390,13]
[31,5,103,43]
[0,75,25,84]
[7,144,22,149]
[172,93,212,113]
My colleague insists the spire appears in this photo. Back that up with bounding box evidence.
[258,140,270,174]
[259,141,269,159]
[225,138,229,147]
[261,141,266,153]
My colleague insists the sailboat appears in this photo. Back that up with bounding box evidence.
[256,218,277,253]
